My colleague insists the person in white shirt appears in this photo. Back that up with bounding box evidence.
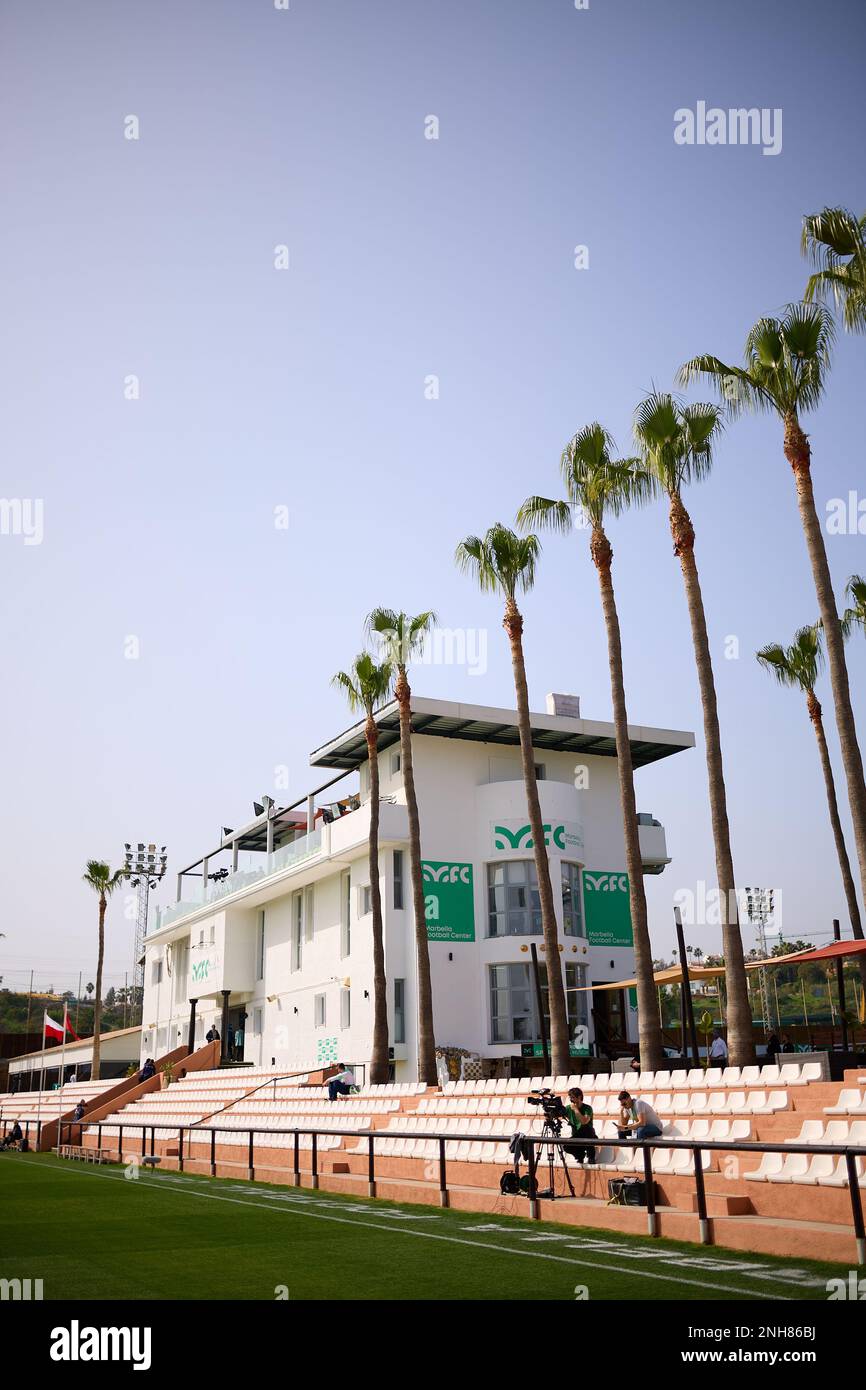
[709,1029,728,1063]
[328,1064,356,1102]
[616,1091,663,1140]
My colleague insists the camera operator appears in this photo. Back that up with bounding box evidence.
[562,1087,597,1165]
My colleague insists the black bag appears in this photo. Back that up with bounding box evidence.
[607,1178,649,1207]
[19,1138,29,1153]
[500,1171,520,1195]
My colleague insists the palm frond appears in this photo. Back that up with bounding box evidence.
[456,523,541,601]
[516,496,573,534]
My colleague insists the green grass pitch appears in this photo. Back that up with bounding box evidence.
[0,1153,848,1301]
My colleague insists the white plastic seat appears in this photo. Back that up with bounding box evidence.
[727,1091,749,1114]
[669,1070,688,1090]
[744,1152,784,1181]
[707,1091,729,1114]
[825,1089,863,1115]
[767,1153,811,1183]
[721,1067,741,1088]
[740,1065,761,1087]
[686,1068,707,1088]
[703,1068,723,1088]
[779,1063,804,1086]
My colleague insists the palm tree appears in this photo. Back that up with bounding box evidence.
[332,652,394,1085]
[802,207,866,334]
[517,430,664,1071]
[842,575,866,638]
[455,523,570,1073]
[680,305,866,923]
[366,607,438,1085]
[757,626,866,992]
[634,392,754,1065]
[82,860,124,1080]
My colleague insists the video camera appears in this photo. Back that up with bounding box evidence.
[526,1088,567,1121]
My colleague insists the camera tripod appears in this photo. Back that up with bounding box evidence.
[530,1117,576,1201]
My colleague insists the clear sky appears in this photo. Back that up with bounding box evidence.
[1,0,865,995]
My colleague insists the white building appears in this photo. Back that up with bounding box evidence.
[141,694,693,1078]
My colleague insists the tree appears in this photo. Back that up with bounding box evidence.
[455,523,571,1073]
[757,625,866,993]
[366,607,438,1084]
[82,861,124,1080]
[841,575,866,639]
[332,652,394,1084]
[517,430,664,1071]
[802,207,866,334]
[680,304,866,927]
[634,391,754,1065]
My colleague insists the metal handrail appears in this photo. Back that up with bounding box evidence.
[44,1115,866,1262]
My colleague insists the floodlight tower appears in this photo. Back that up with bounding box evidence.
[744,886,776,1032]
[123,842,168,1010]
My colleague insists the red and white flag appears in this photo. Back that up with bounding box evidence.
[43,1008,80,1043]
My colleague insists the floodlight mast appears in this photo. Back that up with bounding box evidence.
[123,841,168,1011]
[744,887,776,1033]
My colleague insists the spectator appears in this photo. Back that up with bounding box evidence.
[1,1122,23,1151]
[328,1063,355,1102]
[138,1058,156,1083]
[616,1091,663,1141]
[709,1028,728,1064]
[206,1024,220,1044]
[781,1033,796,1054]
[563,1087,597,1165]
[72,1101,86,1122]
[765,1031,781,1061]
[628,1057,641,1075]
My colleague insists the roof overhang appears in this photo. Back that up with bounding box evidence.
[310,696,695,771]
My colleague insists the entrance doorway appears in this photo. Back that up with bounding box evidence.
[591,986,627,1056]
[227,1007,248,1062]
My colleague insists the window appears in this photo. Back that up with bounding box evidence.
[390,751,401,776]
[291,892,302,972]
[393,849,404,910]
[340,988,351,1030]
[534,763,546,781]
[255,910,265,981]
[340,871,351,958]
[253,1006,263,1036]
[394,979,405,1044]
[360,885,372,917]
[487,860,541,937]
[304,885,315,943]
[314,993,326,1027]
[560,862,585,938]
[151,960,163,986]
[489,962,587,1044]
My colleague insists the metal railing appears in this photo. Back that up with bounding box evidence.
[38,1117,866,1263]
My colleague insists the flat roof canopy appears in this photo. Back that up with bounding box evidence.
[310,695,695,771]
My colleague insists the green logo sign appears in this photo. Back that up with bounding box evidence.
[492,821,584,853]
[422,861,475,942]
[582,870,634,947]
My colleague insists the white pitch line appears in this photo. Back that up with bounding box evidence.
[6,1155,794,1301]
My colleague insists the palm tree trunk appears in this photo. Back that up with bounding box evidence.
[395,669,437,1084]
[808,690,866,996]
[591,525,663,1070]
[92,896,105,1081]
[365,712,390,1085]
[668,492,754,1066]
[786,412,866,906]
[502,597,571,1074]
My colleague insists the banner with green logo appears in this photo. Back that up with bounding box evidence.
[491,820,584,854]
[422,861,475,942]
[581,870,634,947]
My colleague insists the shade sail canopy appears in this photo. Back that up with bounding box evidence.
[575,939,866,993]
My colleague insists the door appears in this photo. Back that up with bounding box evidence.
[591,986,627,1055]
[228,1007,248,1062]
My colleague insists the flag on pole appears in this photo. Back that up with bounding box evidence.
[43,1010,80,1043]
[44,1012,64,1042]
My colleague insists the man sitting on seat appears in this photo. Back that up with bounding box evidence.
[616,1091,662,1141]
[0,1122,24,1151]
[328,1063,356,1102]
[562,1087,597,1165]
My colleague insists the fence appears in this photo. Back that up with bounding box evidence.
[20,1116,864,1263]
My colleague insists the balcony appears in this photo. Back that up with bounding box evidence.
[638,813,669,873]
[155,827,324,931]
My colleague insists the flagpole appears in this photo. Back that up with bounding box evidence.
[36,1015,45,1134]
[59,1004,68,1110]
